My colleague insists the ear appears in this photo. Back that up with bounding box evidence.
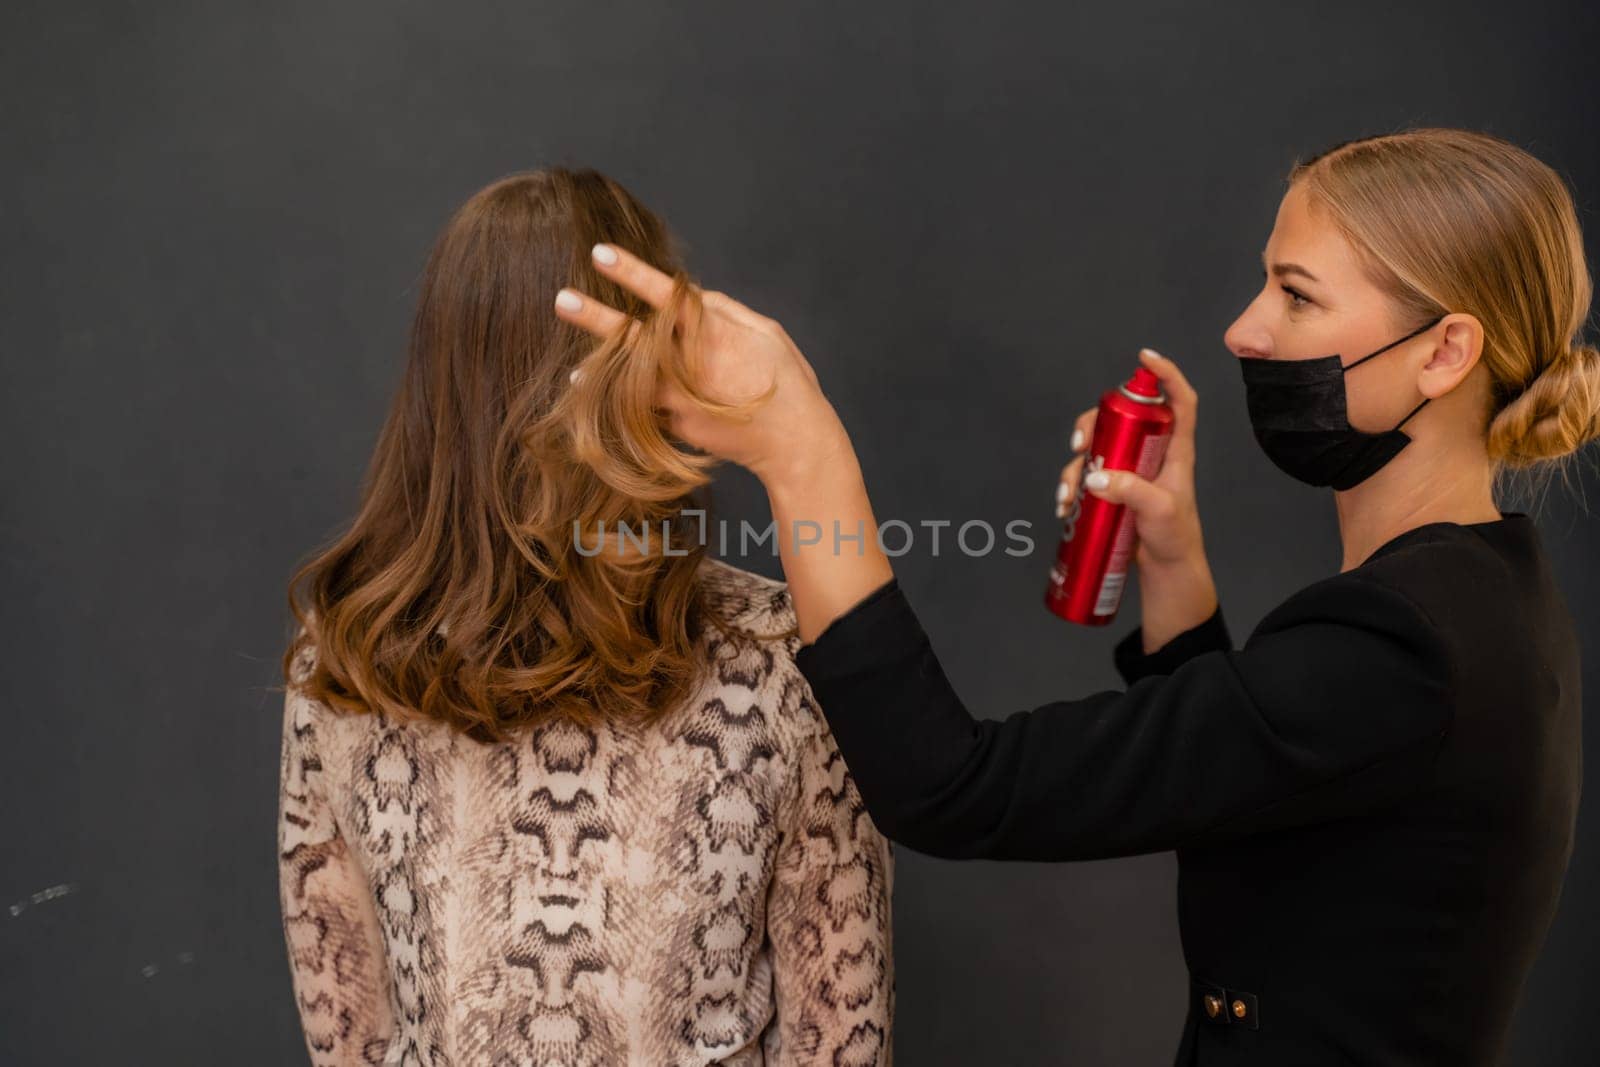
[1422,313,1485,396]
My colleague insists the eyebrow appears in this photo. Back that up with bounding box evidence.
[1260,249,1324,283]
[1260,248,1320,284]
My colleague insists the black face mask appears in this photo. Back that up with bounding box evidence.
[1238,314,1445,491]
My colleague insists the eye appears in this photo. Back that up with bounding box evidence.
[1281,285,1311,309]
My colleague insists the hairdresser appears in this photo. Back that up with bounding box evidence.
[554,128,1596,1064]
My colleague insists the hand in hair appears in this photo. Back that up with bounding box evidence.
[556,243,892,644]
[555,243,846,492]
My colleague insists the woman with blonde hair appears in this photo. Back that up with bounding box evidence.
[556,128,1596,1064]
[275,168,893,1066]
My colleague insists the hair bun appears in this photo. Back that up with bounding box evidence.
[1488,340,1600,466]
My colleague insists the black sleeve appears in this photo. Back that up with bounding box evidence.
[1111,604,1234,684]
[793,574,1455,862]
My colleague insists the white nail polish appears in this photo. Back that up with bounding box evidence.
[1071,428,1084,451]
[555,289,583,311]
[569,367,583,384]
[592,243,618,265]
[1085,471,1110,490]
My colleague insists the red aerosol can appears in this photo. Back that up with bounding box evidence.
[1045,363,1174,625]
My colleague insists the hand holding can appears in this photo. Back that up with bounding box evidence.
[1047,348,1214,634]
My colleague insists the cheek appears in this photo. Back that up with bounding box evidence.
[1339,363,1411,431]
[1275,308,1360,363]
[1341,372,1384,430]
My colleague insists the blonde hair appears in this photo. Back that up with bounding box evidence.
[1288,128,1599,499]
[279,168,774,743]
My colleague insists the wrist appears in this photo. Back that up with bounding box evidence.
[756,403,856,499]
[1137,551,1219,653]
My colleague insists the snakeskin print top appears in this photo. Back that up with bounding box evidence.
[277,557,894,1066]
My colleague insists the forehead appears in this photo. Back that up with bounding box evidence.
[1268,181,1363,281]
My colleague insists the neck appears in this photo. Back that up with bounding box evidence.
[1333,433,1501,573]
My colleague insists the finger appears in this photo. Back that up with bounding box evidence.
[1059,455,1084,481]
[1082,468,1174,518]
[1137,348,1198,469]
[1056,454,1085,517]
[554,287,631,340]
[1071,407,1097,453]
[590,243,679,310]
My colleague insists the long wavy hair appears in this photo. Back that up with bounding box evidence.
[280,168,774,743]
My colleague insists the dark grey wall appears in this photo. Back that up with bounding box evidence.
[3,1,1596,1063]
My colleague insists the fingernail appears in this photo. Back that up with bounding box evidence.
[1085,470,1110,491]
[592,243,618,266]
[568,366,583,384]
[555,289,583,311]
[1056,482,1072,507]
[1141,347,1164,361]
[1071,428,1084,451]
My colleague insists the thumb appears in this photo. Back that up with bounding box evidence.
[1083,468,1169,515]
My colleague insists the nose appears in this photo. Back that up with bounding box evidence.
[1225,300,1273,360]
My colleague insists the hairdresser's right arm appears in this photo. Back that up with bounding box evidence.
[796,569,1455,860]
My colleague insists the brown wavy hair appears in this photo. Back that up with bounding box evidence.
[280,168,774,743]
[1288,127,1600,504]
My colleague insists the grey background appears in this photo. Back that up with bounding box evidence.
[3,1,1597,1063]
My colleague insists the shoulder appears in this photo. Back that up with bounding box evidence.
[685,557,839,762]
[694,556,800,642]
[282,631,321,729]
[1247,565,1452,697]
[1239,553,1460,732]
[280,640,341,775]
[1253,524,1519,676]
[1345,521,1577,724]
[1255,528,1484,642]
[690,557,804,700]
[280,628,384,762]
[1360,524,1495,590]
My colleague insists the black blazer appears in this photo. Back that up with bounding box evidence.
[793,512,1582,1065]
